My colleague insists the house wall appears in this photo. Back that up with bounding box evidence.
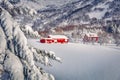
[83,35,99,42]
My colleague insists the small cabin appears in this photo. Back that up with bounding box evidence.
[40,35,69,43]
[83,33,99,43]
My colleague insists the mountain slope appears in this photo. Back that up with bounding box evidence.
[7,0,120,29]
[30,0,119,29]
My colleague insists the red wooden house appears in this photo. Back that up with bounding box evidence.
[83,33,99,43]
[40,35,69,43]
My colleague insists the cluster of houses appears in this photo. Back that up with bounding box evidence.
[40,35,69,43]
[39,24,102,44]
[40,33,99,44]
[83,33,99,43]
[38,16,119,44]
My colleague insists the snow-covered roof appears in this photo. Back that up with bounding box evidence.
[48,35,68,39]
[85,33,98,37]
[41,38,53,39]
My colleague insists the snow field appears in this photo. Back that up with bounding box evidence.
[28,39,120,80]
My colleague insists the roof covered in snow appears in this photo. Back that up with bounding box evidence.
[85,33,98,37]
[48,35,68,39]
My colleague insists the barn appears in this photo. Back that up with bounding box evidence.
[40,38,54,43]
[40,35,69,43]
[83,33,99,43]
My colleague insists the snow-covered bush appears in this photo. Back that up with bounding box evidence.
[0,4,61,80]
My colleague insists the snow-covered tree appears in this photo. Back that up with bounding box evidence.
[98,31,110,45]
[112,24,120,46]
[0,2,61,80]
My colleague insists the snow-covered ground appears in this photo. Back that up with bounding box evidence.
[28,39,120,80]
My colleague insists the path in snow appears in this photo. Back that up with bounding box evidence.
[28,39,120,80]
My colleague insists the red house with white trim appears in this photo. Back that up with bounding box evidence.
[83,33,99,43]
[40,35,69,43]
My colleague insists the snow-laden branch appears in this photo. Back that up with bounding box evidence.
[21,24,40,38]
[0,4,60,80]
[30,47,61,66]
[1,0,37,16]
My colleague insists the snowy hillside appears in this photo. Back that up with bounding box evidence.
[7,0,120,32]
[9,0,78,9]
[28,39,120,80]
[32,0,120,29]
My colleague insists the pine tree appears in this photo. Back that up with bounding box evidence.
[0,1,61,80]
